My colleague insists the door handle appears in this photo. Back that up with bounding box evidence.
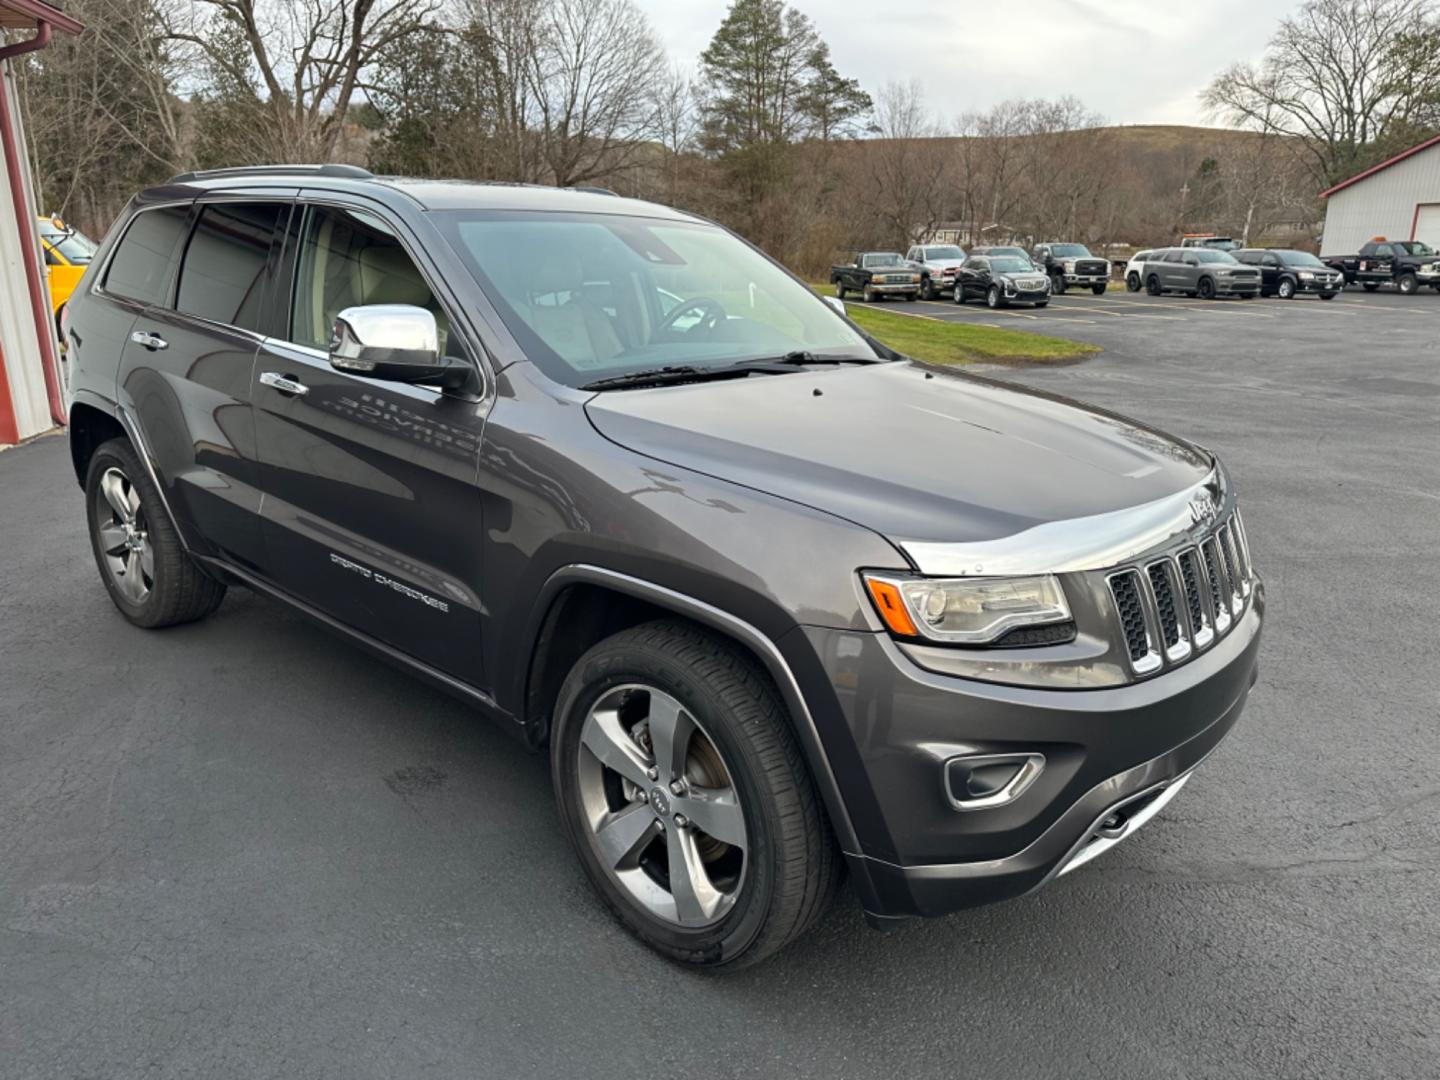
[259,371,309,397]
[129,330,167,351]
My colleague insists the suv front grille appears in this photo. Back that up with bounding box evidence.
[1106,510,1253,677]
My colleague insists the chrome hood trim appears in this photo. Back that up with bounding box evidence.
[901,467,1222,576]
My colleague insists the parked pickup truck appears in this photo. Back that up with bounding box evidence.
[1323,239,1440,294]
[904,243,967,300]
[1031,243,1111,294]
[831,253,921,302]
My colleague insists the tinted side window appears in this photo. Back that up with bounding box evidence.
[103,206,189,305]
[288,205,447,352]
[176,202,288,331]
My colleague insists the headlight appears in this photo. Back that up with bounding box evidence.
[911,274,921,282]
[1298,270,1314,279]
[1062,260,1076,271]
[864,573,1071,644]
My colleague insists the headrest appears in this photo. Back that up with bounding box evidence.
[528,252,583,297]
[359,246,431,306]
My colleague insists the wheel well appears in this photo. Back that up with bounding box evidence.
[523,583,771,748]
[68,403,126,488]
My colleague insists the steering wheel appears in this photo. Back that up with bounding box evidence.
[656,296,726,337]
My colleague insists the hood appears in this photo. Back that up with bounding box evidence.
[925,258,966,269]
[585,362,1213,548]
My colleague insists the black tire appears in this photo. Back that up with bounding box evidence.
[921,277,936,301]
[986,285,1003,308]
[551,620,839,970]
[1125,272,1140,292]
[1034,301,1048,308]
[85,438,225,629]
[1320,292,1336,300]
[1050,273,1066,295]
[1363,282,1379,291]
[905,292,918,302]
[1198,276,1216,300]
[862,284,876,303]
[1397,272,1418,295]
[953,282,965,304]
[1145,274,1162,296]
[833,279,845,299]
[1091,283,1106,295]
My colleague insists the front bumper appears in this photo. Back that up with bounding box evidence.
[866,281,921,293]
[1004,286,1050,304]
[795,589,1263,921]
[1215,278,1260,295]
[1296,276,1344,293]
[1061,273,1109,285]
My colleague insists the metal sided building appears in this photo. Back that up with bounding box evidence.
[1319,134,1440,257]
[1,0,80,445]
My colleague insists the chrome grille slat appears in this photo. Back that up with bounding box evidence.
[1111,512,1251,675]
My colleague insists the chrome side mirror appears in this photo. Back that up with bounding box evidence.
[330,304,460,386]
[822,295,846,315]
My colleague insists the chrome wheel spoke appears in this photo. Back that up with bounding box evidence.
[646,693,695,784]
[138,539,154,582]
[676,786,746,850]
[580,706,652,789]
[119,551,145,600]
[666,823,722,925]
[100,469,134,524]
[594,802,660,870]
[98,521,129,556]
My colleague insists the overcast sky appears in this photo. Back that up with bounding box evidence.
[634,0,1306,128]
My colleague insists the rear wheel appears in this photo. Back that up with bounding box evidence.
[1397,272,1418,295]
[1125,272,1140,292]
[552,620,838,969]
[1277,277,1296,299]
[1198,277,1216,300]
[1145,274,1162,296]
[1091,282,1106,295]
[85,438,225,628]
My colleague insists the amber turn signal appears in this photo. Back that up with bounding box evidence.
[865,577,919,637]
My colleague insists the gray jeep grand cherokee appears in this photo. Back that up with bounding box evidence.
[63,166,1263,968]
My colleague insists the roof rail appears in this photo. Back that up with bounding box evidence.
[167,163,375,185]
[571,185,618,196]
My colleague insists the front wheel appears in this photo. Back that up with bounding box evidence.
[1050,274,1066,295]
[1198,277,1216,300]
[85,438,225,628]
[986,285,1003,308]
[1277,277,1296,299]
[1125,272,1140,292]
[953,283,965,304]
[1320,292,1336,300]
[1397,273,1418,295]
[921,277,936,301]
[1034,301,1048,308]
[552,621,838,969]
[833,280,845,299]
[1091,283,1106,295]
[862,284,876,303]
[1145,275,1162,296]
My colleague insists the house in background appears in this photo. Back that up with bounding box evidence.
[1319,134,1440,256]
[1,0,80,445]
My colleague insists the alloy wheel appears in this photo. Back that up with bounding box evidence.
[576,683,747,928]
[93,467,153,603]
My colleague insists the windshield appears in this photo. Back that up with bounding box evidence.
[924,246,964,260]
[1396,241,1436,256]
[1194,250,1238,264]
[438,211,880,387]
[862,253,906,267]
[1277,250,1324,267]
[39,225,98,264]
[1051,244,1091,257]
[991,256,1034,273]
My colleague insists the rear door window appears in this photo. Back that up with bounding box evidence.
[175,202,289,332]
[103,205,190,306]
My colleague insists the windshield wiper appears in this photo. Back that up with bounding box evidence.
[581,364,765,391]
[737,350,881,367]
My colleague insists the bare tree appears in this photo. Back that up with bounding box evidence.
[859,80,950,246]
[1204,0,1440,186]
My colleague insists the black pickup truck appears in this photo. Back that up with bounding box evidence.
[1030,243,1111,295]
[1323,239,1440,294]
[831,252,922,302]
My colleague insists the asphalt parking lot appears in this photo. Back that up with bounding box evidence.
[3,287,1437,1079]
